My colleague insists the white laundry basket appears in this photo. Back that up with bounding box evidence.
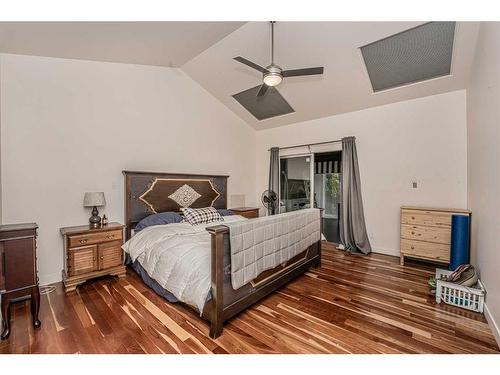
[435,269,485,313]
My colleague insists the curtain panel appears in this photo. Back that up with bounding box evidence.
[268,147,280,215]
[339,137,372,254]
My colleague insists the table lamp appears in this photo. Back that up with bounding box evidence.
[83,192,106,228]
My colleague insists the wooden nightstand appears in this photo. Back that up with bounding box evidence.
[60,222,126,293]
[230,207,260,219]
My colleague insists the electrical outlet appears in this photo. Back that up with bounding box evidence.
[412,182,418,188]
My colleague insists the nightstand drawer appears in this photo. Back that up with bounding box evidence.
[68,230,122,248]
[230,208,259,219]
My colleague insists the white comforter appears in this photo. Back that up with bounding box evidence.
[122,215,247,313]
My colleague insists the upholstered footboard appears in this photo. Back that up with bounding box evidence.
[205,209,322,338]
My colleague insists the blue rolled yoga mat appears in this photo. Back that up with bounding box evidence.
[449,214,470,270]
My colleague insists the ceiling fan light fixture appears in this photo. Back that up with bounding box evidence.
[263,72,283,87]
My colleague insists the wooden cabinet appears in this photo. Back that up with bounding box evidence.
[0,223,41,340]
[230,207,260,219]
[400,206,471,266]
[61,223,126,292]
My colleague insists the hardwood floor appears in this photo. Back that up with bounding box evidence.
[1,243,498,354]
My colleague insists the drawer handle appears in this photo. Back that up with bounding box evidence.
[411,216,415,220]
[100,256,104,260]
[411,246,415,250]
[106,234,115,239]
[79,239,88,244]
[411,231,415,235]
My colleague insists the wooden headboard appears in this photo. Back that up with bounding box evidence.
[123,171,228,239]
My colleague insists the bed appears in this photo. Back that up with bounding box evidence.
[122,170,322,338]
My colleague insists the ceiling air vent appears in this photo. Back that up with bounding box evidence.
[233,85,294,120]
[360,22,456,92]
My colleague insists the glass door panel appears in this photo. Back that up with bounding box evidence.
[279,156,312,213]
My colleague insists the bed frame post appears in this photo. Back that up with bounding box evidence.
[206,225,229,339]
[312,208,324,268]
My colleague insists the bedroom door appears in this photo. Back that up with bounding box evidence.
[279,154,314,213]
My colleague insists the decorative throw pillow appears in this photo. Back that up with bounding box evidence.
[180,207,224,225]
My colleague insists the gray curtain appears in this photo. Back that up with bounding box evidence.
[268,147,280,215]
[339,137,372,254]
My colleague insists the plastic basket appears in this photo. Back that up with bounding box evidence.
[435,268,485,313]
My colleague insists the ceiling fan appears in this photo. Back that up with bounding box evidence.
[233,21,324,97]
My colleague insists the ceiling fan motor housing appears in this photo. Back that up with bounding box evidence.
[263,64,283,86]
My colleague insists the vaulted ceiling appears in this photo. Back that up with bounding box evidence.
[0,22,481,130]
[182,22,480,130]
[0,22,244,67]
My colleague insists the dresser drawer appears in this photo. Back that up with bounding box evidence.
[1,237,37,291]
[68,230,122,248]
[401,210,452,228]
[401,224,451,245]
[401,239,450,263]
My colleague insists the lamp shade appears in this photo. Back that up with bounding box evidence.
[83,192,106,207]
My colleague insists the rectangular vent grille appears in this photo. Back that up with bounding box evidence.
[361,22,456,92]
[232,85,294,120]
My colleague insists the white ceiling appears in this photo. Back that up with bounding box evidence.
[0,22,244,67]
[0,22,481,130]
[182,22,480,130]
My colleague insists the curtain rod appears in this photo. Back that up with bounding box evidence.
[267,139,344,152]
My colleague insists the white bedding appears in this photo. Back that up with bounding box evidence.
[122,215,247,313]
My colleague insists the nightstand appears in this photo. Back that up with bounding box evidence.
[230,207,260,219]
[60,222,126,293]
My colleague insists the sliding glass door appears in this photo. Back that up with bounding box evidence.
[313,151,342,243]
[279,154,314,213]
[277,144,342,243]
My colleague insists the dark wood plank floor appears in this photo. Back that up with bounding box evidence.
[1,243,498,354]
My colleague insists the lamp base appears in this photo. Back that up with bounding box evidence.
[89,206,102,228]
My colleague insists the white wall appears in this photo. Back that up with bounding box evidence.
[466,23,500,343]
[0,54,256,284]
[256,90,468,256]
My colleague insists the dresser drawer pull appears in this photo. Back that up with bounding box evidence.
[106,234,115,239]
[411,231,415,235]
[411,246,415,250]
[79,239,88,244]
[100,256,104,260]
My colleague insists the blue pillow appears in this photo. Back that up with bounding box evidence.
[134,212,184,232]
[217,209,234,216]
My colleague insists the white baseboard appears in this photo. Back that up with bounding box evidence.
[38,271,62,286]
[484,303,500,347]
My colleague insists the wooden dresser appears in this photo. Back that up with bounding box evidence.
[0,223,41,340]
[230,207,259,219]
[61,222,126,292]
[400,206,471,266]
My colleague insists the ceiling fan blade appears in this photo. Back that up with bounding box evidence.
[233,56,268,73]
[282,67,324,77]
[256,84,269,97]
